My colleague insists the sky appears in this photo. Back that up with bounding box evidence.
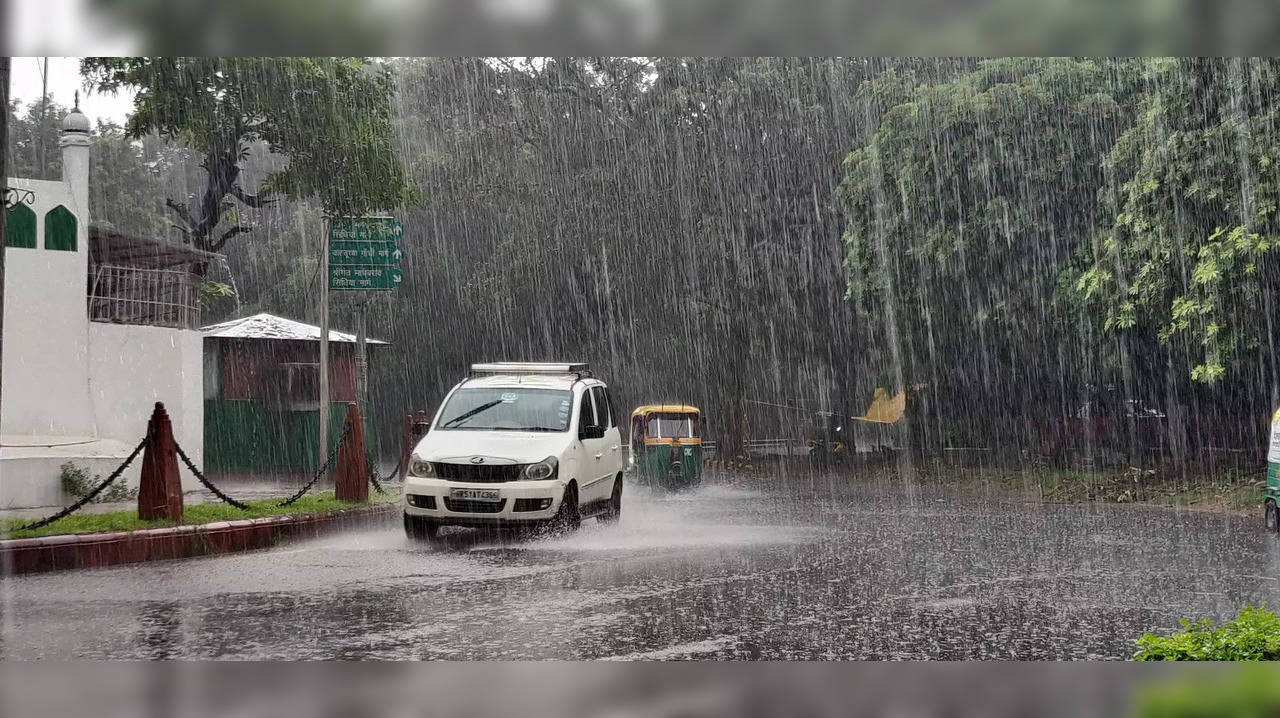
[9,57,137,126]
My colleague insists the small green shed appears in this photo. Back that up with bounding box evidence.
[201,313,387,476]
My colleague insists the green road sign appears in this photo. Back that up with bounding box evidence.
[329,217,404,241]
[329,265,403,291]
[329,240,403,266]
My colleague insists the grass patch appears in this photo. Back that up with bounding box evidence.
[2,491,400,540]
[900,460,1267,513]
[1229,484,1267,510]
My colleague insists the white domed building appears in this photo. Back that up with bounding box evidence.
[1,107,211,508]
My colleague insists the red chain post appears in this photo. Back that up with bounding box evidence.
[399,414,412,481]
[334,402,369,503]
[138,402,184,520]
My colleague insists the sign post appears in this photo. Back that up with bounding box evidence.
[318,217,330,468]
[327,217,405,457]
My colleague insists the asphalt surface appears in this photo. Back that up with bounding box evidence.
[3,473,1279,659]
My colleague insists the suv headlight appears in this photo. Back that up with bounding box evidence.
[410,458,435,478]
[522,457,558,481]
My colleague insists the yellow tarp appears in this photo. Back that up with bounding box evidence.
[853,387,904,424]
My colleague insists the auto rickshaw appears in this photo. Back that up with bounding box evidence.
[628,404,703,490]
[1265,406,1280,531]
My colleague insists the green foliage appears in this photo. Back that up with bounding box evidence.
[1131,666,1280,717]
[81,57,416,252]
[1134,606,1280,661]
[198,280,236,309]
[842,56,1280,453]
[1069,58,1280,385]
[58,462,136,504]
[839,58,1142,417]
[58,461,93,497]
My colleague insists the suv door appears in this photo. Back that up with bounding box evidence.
[596,385,623,478]
[576,387,609,503]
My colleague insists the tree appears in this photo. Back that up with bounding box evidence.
[81,57,415,255]
[7,95,64,181]
[378,57,917,453]
[1072,59,1280,389]
[839,58,1143,452]
[88,121,193,240]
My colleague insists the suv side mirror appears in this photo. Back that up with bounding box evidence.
[580,424,606,440]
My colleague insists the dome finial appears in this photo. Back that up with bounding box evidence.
[61,99,90,134]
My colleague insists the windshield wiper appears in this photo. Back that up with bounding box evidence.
[441,399,504,428]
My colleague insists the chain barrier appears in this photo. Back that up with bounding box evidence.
[277,422,352,507]
[13,413,382,532]
[365,453,400,495]
[15,435,149,532]
[173,441,250,510]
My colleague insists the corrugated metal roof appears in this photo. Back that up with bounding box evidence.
[90,224,221,270]
[200,313,388,344]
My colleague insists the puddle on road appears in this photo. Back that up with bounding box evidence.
[464,484,816,556]
[602,635,738,660]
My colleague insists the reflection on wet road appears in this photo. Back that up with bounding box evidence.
[4,476,1280,659]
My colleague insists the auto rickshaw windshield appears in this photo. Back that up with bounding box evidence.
[646,413,699,439]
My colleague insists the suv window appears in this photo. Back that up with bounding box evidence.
[591,386,614,428]
[577,388,597,430]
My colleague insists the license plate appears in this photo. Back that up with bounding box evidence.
[449,488,501,502]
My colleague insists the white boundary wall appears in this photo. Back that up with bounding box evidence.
[87,323,204,476]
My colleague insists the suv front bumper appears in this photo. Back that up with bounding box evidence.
[402,477,565,525]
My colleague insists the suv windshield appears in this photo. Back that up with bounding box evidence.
[437,388,573,432]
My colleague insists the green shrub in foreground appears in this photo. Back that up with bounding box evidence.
[1134,606,1280,661]
[1130,666,1280,718]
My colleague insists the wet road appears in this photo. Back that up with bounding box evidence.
[3,474,1280,659]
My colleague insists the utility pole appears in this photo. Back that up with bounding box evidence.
[1,57,10,435]
[37,57,47,178]
[318,216,330,467]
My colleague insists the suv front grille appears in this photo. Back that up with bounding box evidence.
[433,462,525,483]
[443,498,507,513]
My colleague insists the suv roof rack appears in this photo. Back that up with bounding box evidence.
[469,362,593,379]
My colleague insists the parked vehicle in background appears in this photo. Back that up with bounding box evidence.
[1038,387,1167,466]
[402,363,624,540]
[627,404,703,490]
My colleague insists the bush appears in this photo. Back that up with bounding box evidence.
[1134,606,1280,661]
[1131,666,1280,717]
[58,462,136,504]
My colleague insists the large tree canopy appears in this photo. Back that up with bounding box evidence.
[1071,58,1280,390]
[81,57,415,253]
[844,57,1280,451]
[839,58,1142,442]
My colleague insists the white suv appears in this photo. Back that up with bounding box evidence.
[403,363,624,540]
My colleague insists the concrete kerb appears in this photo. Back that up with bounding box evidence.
[0,503,397,575]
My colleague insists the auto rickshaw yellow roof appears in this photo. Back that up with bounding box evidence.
[631,404,701,417]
